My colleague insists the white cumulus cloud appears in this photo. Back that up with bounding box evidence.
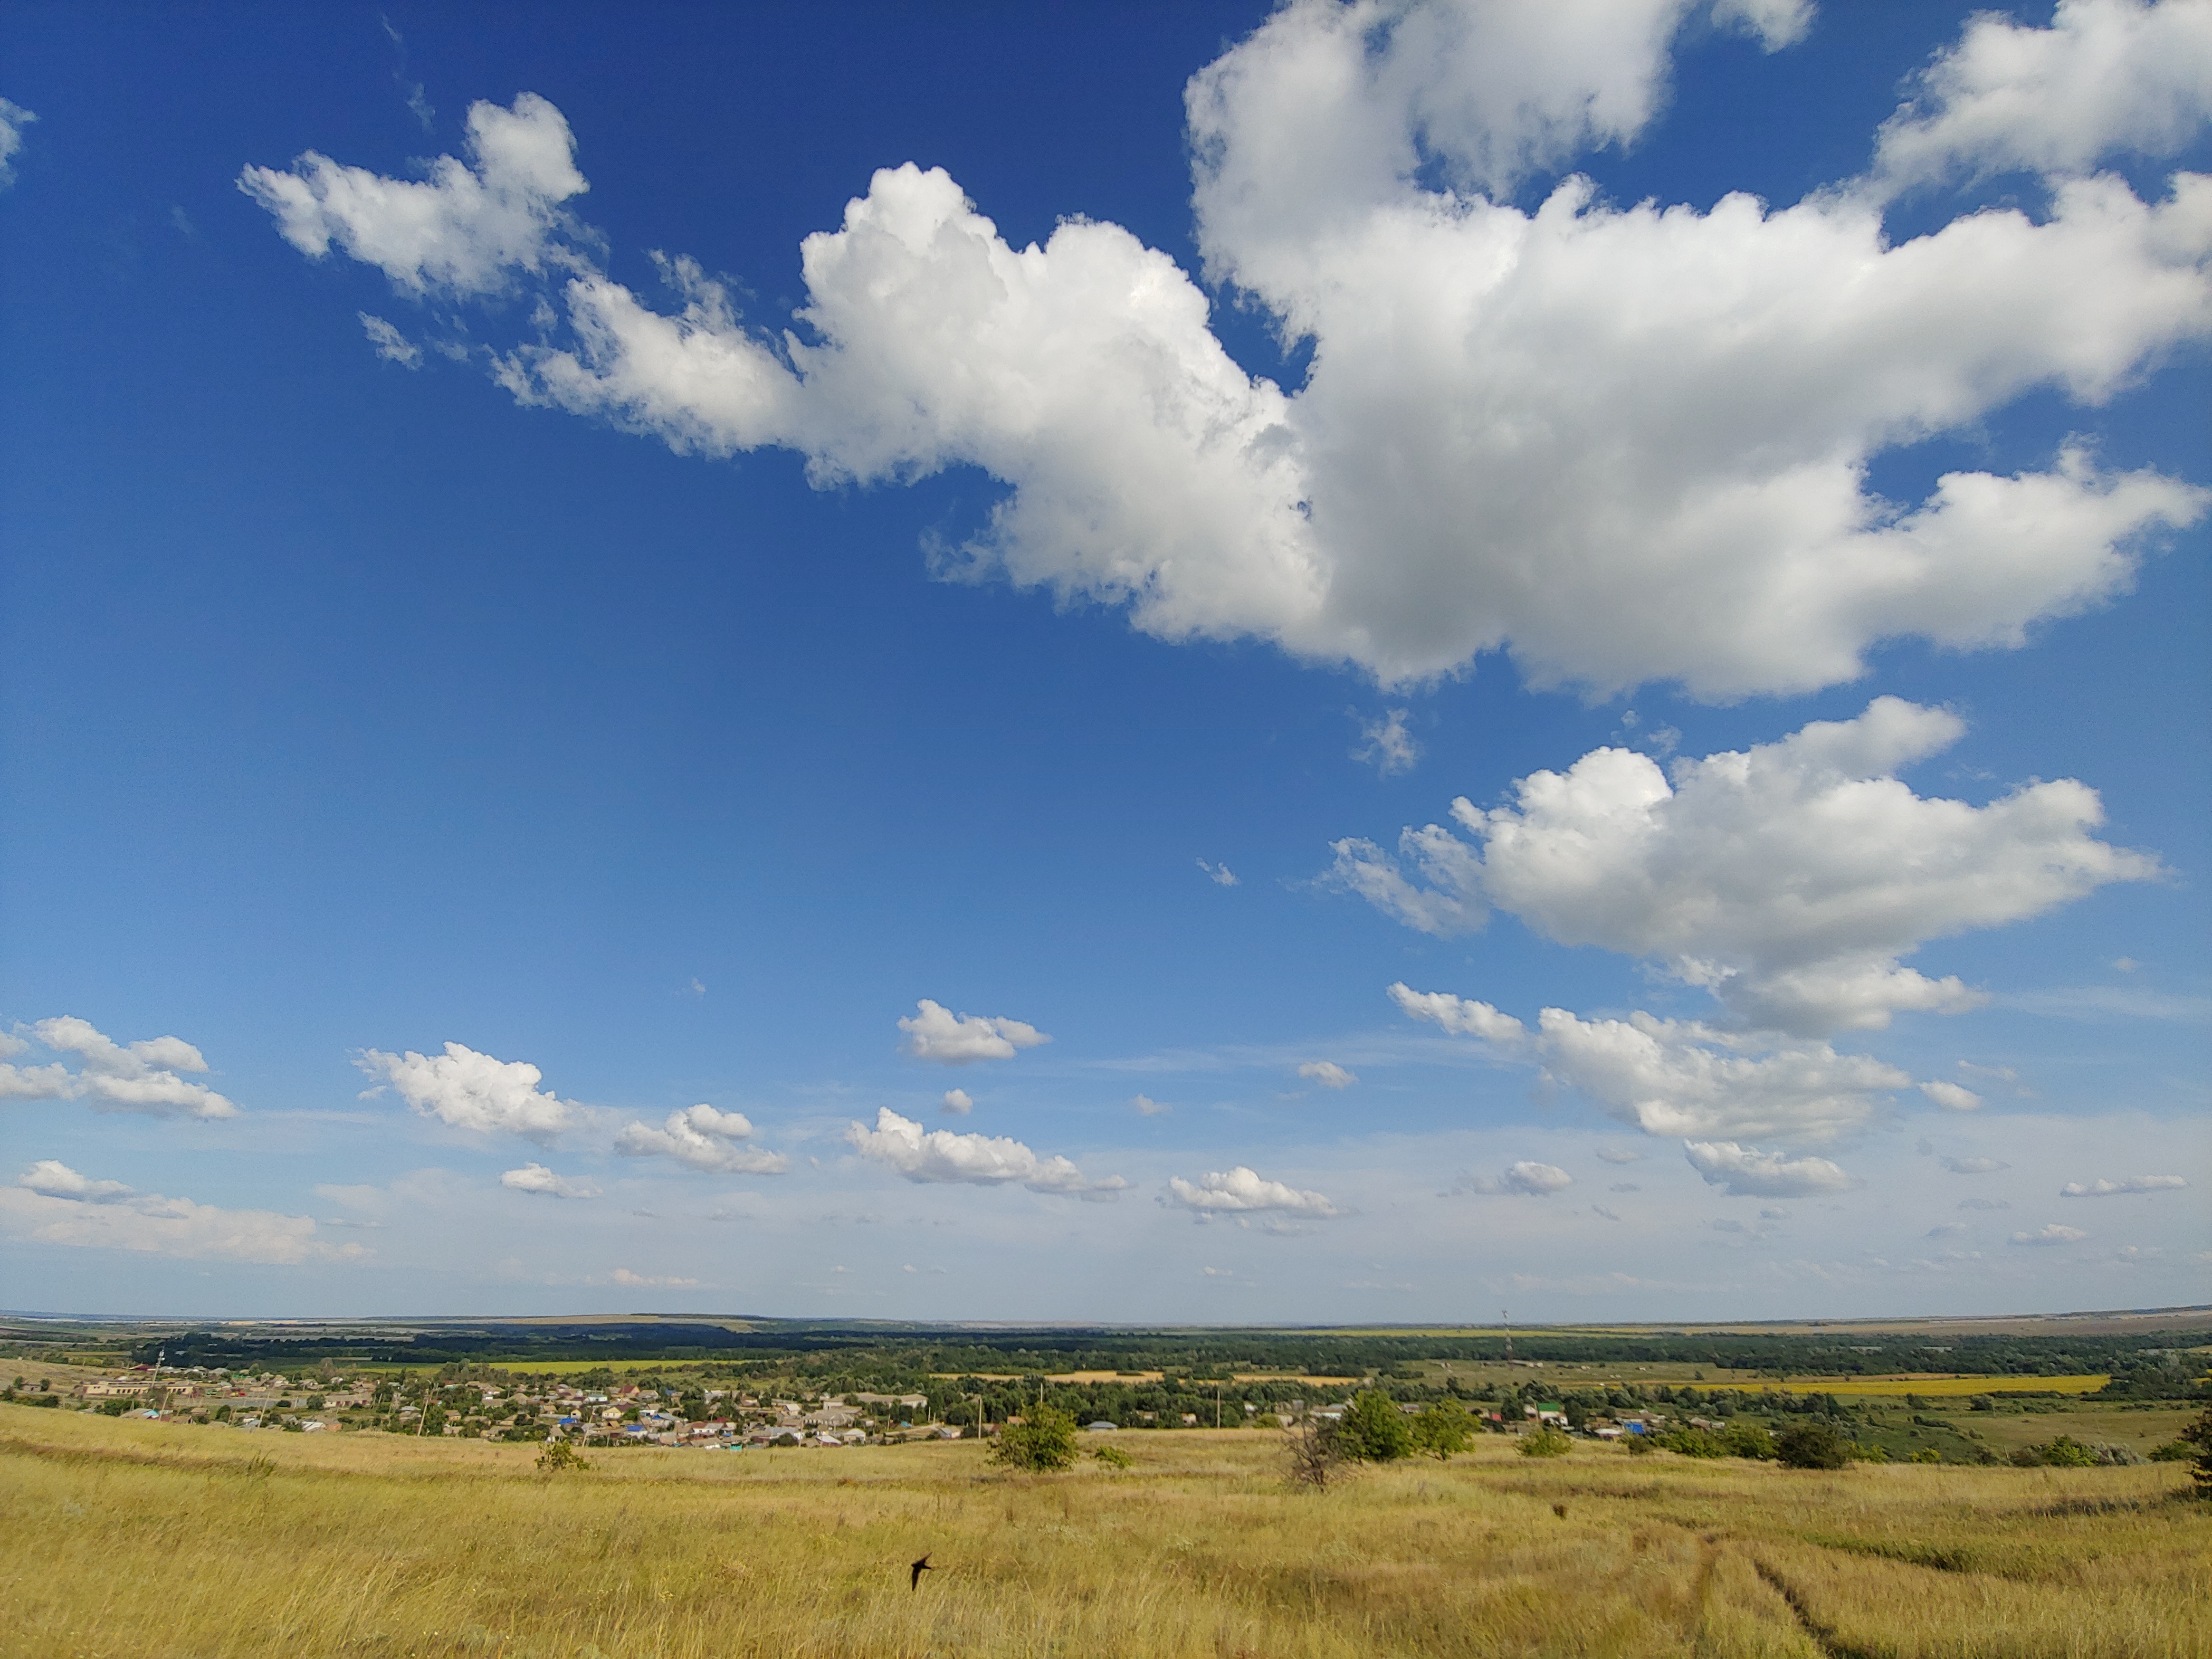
[2011,1222,2090,1245]
[2060,1174,2187,1196]
[1943,1155,2011,1173]
[614,1104,788,1175]
[845,1107,1124,1197]
[1,1161,364,1264]
[1683,1139,1856,1197]
[1,1016,239,1119]
[1164,1165,1342,1218]
[0,96,35,190]
[1347,700,2158,1035]
[1132,1093,1171,1116]
[940,1088,974,1116]
[897,999,1050,1065]
[1298,1059,1358,1088]
[1872,0,2212,193]
[238,92,586,296]
[244,0,2212,700]
[1394,985,1915,1142]
[1462,1160,1574,1196]
[355,1041,576,1143]
[1197,858,1240,886]
[500,1163,600,1199]
[1919,1080,1983,1112]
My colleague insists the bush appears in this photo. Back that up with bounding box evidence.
[1909,1448,1942,1464]
[535,1439,590,1474]
[1519,1427,1573,1459]
[992,1405,1079,1472]
[1341,1392,1413,1462]
[2013,1436,2098,1468]
[1655,1427,1728,1459]
[1622,1431,1657,1456]
[1775,1422,1850,1469]
[1088,1442,1133,1469]
[2147,1439,2193,1462]
[1723,1421,1776,1460]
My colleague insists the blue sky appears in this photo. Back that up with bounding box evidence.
[2,0,2206,1322]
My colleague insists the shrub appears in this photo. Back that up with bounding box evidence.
[1088,1442,1133,1469]
[1775,1422,1850,1469]
[1341,1392,1413,1462]
[1519,1427,1573,1459]
[535,1440,590,1474]
[992,1406,1079,1472]
[1656,1427,1727,1459]
[1622,1432,1657,1456]
[1909,1448,1942,1464]
[2147,1439,2193,1462]
[1723,1421,1776,1460]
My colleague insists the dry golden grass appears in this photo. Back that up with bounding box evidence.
[4,1403,2204,1659]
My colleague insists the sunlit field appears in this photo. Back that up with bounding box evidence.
[6,1402,2205,1659]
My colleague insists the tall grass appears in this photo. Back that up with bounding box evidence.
[3,1404,2204,1658]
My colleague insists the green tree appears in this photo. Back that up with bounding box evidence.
[2179,1407,2212,1495]
[1341,1392,1413,1462]
[992,1405,1079,1471]
[1775,1422,1850,1469]
[1410,1398,1475,1460]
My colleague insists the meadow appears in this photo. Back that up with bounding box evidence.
[5,1402,2205,1659]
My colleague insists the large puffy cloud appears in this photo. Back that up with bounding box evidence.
[0,1161,364,1264]
[1393,984,1915,1143]
[1346,701,2158,1035]
[896,999,1050,1065]
[238,93,585,296]
[1683,1140,1856,1197]
[1163,1165,1343,1218]
[613,1105,788,1175]
[1872,0,2212,193]
[845,1107,1124,1197]
[245,1,2212,699]
[0,1017,240,1119]
[354,1042,576,1142]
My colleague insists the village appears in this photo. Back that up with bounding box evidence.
[15,1358,1697,1450]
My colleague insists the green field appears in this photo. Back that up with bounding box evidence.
[5,1399,2206,1659]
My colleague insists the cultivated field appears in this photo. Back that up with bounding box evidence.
[4,1403,2205,1659]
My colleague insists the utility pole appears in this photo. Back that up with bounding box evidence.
[1216,1382,1223,1429]
[1503,1310,1512,1366]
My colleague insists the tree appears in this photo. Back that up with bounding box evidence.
[1775,1422,1850,1469]
[2173,1408,2212,1494]
[1410,1398,1475,1460]
[1341,1392,1413,1462]
[1283,1414,1344,1490]
[992,1405,1078,1471]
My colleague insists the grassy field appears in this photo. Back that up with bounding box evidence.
[5,1402,2206,1659]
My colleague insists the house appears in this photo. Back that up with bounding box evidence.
[1526,1404,1568,1427]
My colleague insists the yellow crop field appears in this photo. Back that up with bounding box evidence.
[5,1399,2205,1659]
